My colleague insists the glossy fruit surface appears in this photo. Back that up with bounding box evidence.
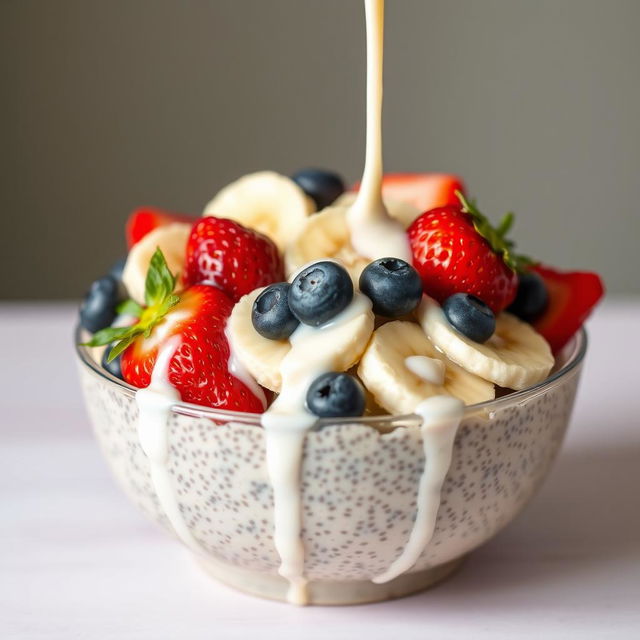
[442,293,496,343]
[306,372,365,418]
[359,257,422,318]
[125,207,196,249]
[79,276,120,333]
[184,216,283,303]
[409,204,518,313]
[532,265,604,352]
[292,168,345,210]
[288,261,354,326]
[252,282,300,340]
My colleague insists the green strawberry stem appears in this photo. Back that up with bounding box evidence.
[455,190,533,272]
[81,247,180,362]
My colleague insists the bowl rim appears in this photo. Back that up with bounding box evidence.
[74,324,587,427]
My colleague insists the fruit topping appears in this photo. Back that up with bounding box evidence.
[359,257,423,318]
[442,293,496,344]
[102,348,123,380]
[184,216,284,303]
[358,320,495,414]
[305,372,366,418]
[532,265,604,352]
[203,171,315,251]
[352,173,465,215]
[122,222,192,304]
[418,296,554,390]
[408,192,528,313]
[288,261,354,326]
[84,249,265,412]
[508,271,549,323]
[109,257,127,282]
[125,207,196,249]
[79,276,121,333]
[291,168,345,211]
[251,283,300,340]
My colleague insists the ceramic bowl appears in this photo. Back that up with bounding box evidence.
[75,328,586,605]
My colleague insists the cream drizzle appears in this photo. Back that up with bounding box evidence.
[261,293,373,605]
[405,355,446,386]
[346,0,412,264]
[372,395,463,583]
[225,324,268,410]
[135,336,204,554]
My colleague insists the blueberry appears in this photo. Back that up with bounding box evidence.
[291,168,345,210]
[252,283,300,340]
[109,257,127,282]
[288,261,353,326]
[507,272,549,323]
[102,347,123,380]
[79,276,120,333]
[443,293,496,343]
[359,257,423,318]
[306,372,365,418]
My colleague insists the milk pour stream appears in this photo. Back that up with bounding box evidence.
[133,0,464,605]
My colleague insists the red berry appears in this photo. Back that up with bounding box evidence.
[121,285,264,413]
[184,217,284,302]
[532,265,604,352]
[408,204,518,313]
[126,207,196,249]
[352,173,465,213]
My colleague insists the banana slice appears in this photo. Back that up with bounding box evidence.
[226,288,290,392]
[358,321,495,415]
[122,222,191,304]
[417,296,554,390]
[285,196,420,280]
[203,171,315,251]
[334,192,421,228]
[227,288,375,393]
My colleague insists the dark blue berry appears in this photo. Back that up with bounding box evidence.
[359,257,423,318]
[291,168,345,210]
[507,272,549,323]
[252,283,300,340]
[102,347,123,380]
[79,276,120,333]
[288,261,353,326]
[443,293,496,343]
[109,257,127,282]
[306,372,365,418]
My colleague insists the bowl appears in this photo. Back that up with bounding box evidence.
[75,328,586,605]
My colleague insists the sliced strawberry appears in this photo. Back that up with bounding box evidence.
[532,265,604,352]
[352,173,465,213]
[184,216,284,302]
[84,249,265,413]
[126,207,197,249]
[408,193,526,313]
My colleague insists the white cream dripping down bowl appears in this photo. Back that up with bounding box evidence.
[75,327,586,606]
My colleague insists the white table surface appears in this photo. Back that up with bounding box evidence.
[1,300,639,640]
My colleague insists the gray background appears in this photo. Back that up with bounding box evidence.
[1,0,638,300]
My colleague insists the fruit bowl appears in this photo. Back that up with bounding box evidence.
[76,327,586,606]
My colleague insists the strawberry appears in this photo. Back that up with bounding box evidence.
[408,193,526,313]
[126,207,197,249]
[532,265,604,352]
[183,216,284,302]
[84,249,265,413]
[352,173,465,213]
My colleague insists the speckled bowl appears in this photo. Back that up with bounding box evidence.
[75,328,586,605]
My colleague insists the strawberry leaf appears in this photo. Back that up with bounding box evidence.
[79,248,182,366]
[116,299,143,317]
[455,191,533,273]
[144,247,176,307]
[82,325,135,347]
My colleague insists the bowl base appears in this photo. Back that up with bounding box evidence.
[197,555,465,606]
